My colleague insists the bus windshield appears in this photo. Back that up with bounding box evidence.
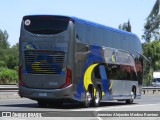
[23,16,69,35]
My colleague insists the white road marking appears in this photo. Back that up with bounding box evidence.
[95,103,160,120]
[72,103,160,112]
[96,103,160,111]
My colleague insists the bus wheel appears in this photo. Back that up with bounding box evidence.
[38,101,47,108]
[126,87,136,104]
[83,90,92,108]
[92,87,101,107]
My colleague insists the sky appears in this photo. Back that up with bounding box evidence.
[0,0,156,46]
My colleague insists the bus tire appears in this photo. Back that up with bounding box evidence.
[126,87,136,104]
[92,87,101,107]
[83,88,93,108]
[126,98,133,104]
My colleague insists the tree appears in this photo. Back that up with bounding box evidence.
[119,20,132,32]
[0,29,19,84]
[142,0,160,42]
[148,0,159,19]
[142,40,160,85]
[0,30,9,49]
[5,43,19,69]
[142,40,160,71]
[0,30,10,68]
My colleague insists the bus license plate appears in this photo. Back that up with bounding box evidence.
[39,93,47,97]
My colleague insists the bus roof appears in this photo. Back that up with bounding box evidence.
[71,16,138,38]
[23,15,138,38]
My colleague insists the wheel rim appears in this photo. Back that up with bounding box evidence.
[131,91,134,99]
[85,91,92,106]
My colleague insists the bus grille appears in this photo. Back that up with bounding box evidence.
[24,50,65,74]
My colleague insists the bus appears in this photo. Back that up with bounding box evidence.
[19,15,145,107]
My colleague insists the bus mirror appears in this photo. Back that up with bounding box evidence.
[144,58,151,75]
[146,63,150,73]
[136,51,151,74]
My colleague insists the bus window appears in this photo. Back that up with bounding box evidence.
[106,64,137,81]
[24,16,69,35]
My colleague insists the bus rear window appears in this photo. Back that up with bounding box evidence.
[23,16,69,35]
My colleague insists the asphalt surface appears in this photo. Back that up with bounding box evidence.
[0,94,160,120]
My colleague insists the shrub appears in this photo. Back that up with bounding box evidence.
[0,67,18,84]
[0,61,7,68]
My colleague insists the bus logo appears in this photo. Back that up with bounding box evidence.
[25,19,31,26]
[24,43,36,50]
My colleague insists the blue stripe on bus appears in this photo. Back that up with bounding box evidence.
[74,45,104,100]
[71,17,137,38]
[99,65,110,95]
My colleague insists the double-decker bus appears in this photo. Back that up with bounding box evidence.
[19,15,145,107]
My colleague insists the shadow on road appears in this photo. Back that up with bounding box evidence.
[0,100,137,110]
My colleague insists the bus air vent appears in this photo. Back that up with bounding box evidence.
[24,50,65,74]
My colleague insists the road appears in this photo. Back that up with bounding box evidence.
[0,94,160,120]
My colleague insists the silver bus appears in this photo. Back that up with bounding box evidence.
[19,15,144,107]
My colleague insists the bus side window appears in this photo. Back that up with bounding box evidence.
[106,64,119,80]
[106,64,137,81]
